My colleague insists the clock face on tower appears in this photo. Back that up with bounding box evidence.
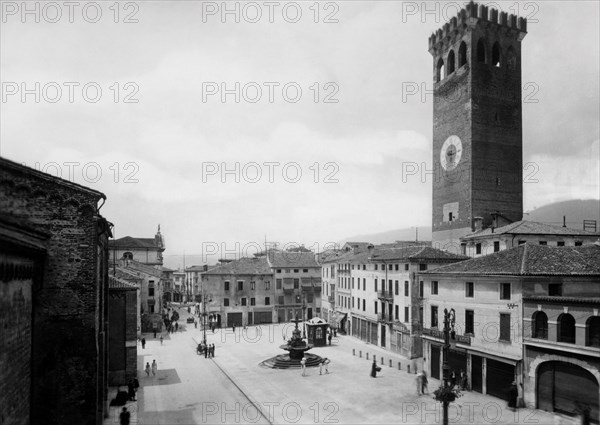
[440,135,463,171]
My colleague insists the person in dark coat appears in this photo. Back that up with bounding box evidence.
[328,332,332,346]
[370,359,381,377]
[141,337,146,349]
[211,344,215,357]
[507,381,518,409]
[205,344,208,358]
[127,380,136,401]
[120,407,131,425]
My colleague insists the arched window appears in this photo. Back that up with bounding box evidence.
[123,252,133,260]
[532,311,548,339]
[436,58,445,82]
[477,39,486,63]
[492,42,501,67]
[506,46,517,71]
[586,316,600,347]
[447,50,455,75]
[458,42,467,67]
[558,313,576,344]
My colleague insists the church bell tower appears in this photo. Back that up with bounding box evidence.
[429,1,527,252]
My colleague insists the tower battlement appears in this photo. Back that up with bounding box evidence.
[428,1,526,53]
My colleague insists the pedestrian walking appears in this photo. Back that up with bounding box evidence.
[127,379,136,401]
[320,358,330,374]
[211,344,216,357]
[460,370,468,390]
[151,359,157,376]
[370,358,381,378]
[160,335,164,345]
[416,372,423,395]
[328,332,332,346]
[119,407,131,425]
[301,357,306,376]
[421,371,429,394]
[141,337,146,349]
[194,320,197,329]
[175,322,178,332]
[319,360,323,375]
[205,344,208,358]
[145,362,151,377]
[153,329,157,338]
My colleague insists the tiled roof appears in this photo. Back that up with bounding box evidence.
[109,275,139,290]
[422,243,600,276]
[462,220,600,240]
[203,257,272,275]
[267,251,319,268]
[370,246,468,262]
[109,236,162,249]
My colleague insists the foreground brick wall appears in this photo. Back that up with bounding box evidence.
[0,158,110,425]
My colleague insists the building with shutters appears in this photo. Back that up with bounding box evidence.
[420,242,600,410]
[267,250,322,323]
[521,243,600,422]
[109,226,165,266]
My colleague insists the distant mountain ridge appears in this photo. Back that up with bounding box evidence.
[163,199,599,269]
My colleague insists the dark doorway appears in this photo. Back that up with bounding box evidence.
[471,355,483,393]
[431,345,440,380]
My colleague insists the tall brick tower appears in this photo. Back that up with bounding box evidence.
[429,1,527,252]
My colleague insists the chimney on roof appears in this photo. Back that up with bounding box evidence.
[474,217,483,231]
[563,215,566,228]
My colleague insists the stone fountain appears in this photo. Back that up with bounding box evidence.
[259,314,323,369]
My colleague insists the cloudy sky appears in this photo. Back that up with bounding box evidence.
[1,0,598,261]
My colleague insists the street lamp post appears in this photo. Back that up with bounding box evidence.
[442,308,456,425]
[302,294,307,338]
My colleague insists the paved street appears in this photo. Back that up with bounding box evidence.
[105,306,580,424]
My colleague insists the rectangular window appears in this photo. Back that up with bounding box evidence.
[549,283,562,296]
[352,277,354,289]
[557,241,565,247]
[500,313,511,342]
[265,297,270,306]
[539,241,547,246]
[352,297,354,308]
[224,281,230,291]
[148,287,155,297]
[374,301,378,314]
[419,263,427,271]
[363,279,366,291]
[431,306,438,328]
[395,281,399,295]
[404,306,409,323]
[404,281,409,296]
[250,281,256,290]
[419,281,424,298]
[405,264,409,271]
[494,241,500,252]
[149,305,155,313]
[500,283,511,300]
[278,295,284,305]
[276,279,281,289]
[395,264,399,271]
[293,279,299,289]
[575,241,583,246]
[294,269,299,273]
[476,243,482,254]
[374,264,378,271]
[518,240,526,245]
[277,269,281,273]
[224,298,229,307]
[250,297,256,306]
[237,281,243,290]
[374,279,378,292]
[431,281,438,295]
[265,282,270,290]
[363,265,366,270]
[395,305,399,320]
[389,264,393,270]
[465,282,474,298]
[363,299,366,311]
[465,310,474,334]
[303,269,308,273]
[241,297,247,306]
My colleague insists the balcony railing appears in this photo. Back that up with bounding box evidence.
[422,327,471,345]
[377,313,394,323]
[327,295,335,305]
[377,290,394,301]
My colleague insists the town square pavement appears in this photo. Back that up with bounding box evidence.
[105,306,579,425]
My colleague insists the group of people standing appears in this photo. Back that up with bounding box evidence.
[197,342,216,358]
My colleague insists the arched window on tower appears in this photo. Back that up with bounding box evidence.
[477,39,486,63]
[447,50,455,75]
[506,46,517,71]
[492,42,501,67]
[458,42,467,67]
[558,313,576,344]
[586,316,600,347]
[532,311,548,339]
[436,58,445,82]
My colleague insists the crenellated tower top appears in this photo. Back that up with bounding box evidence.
[428,1,526,55]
